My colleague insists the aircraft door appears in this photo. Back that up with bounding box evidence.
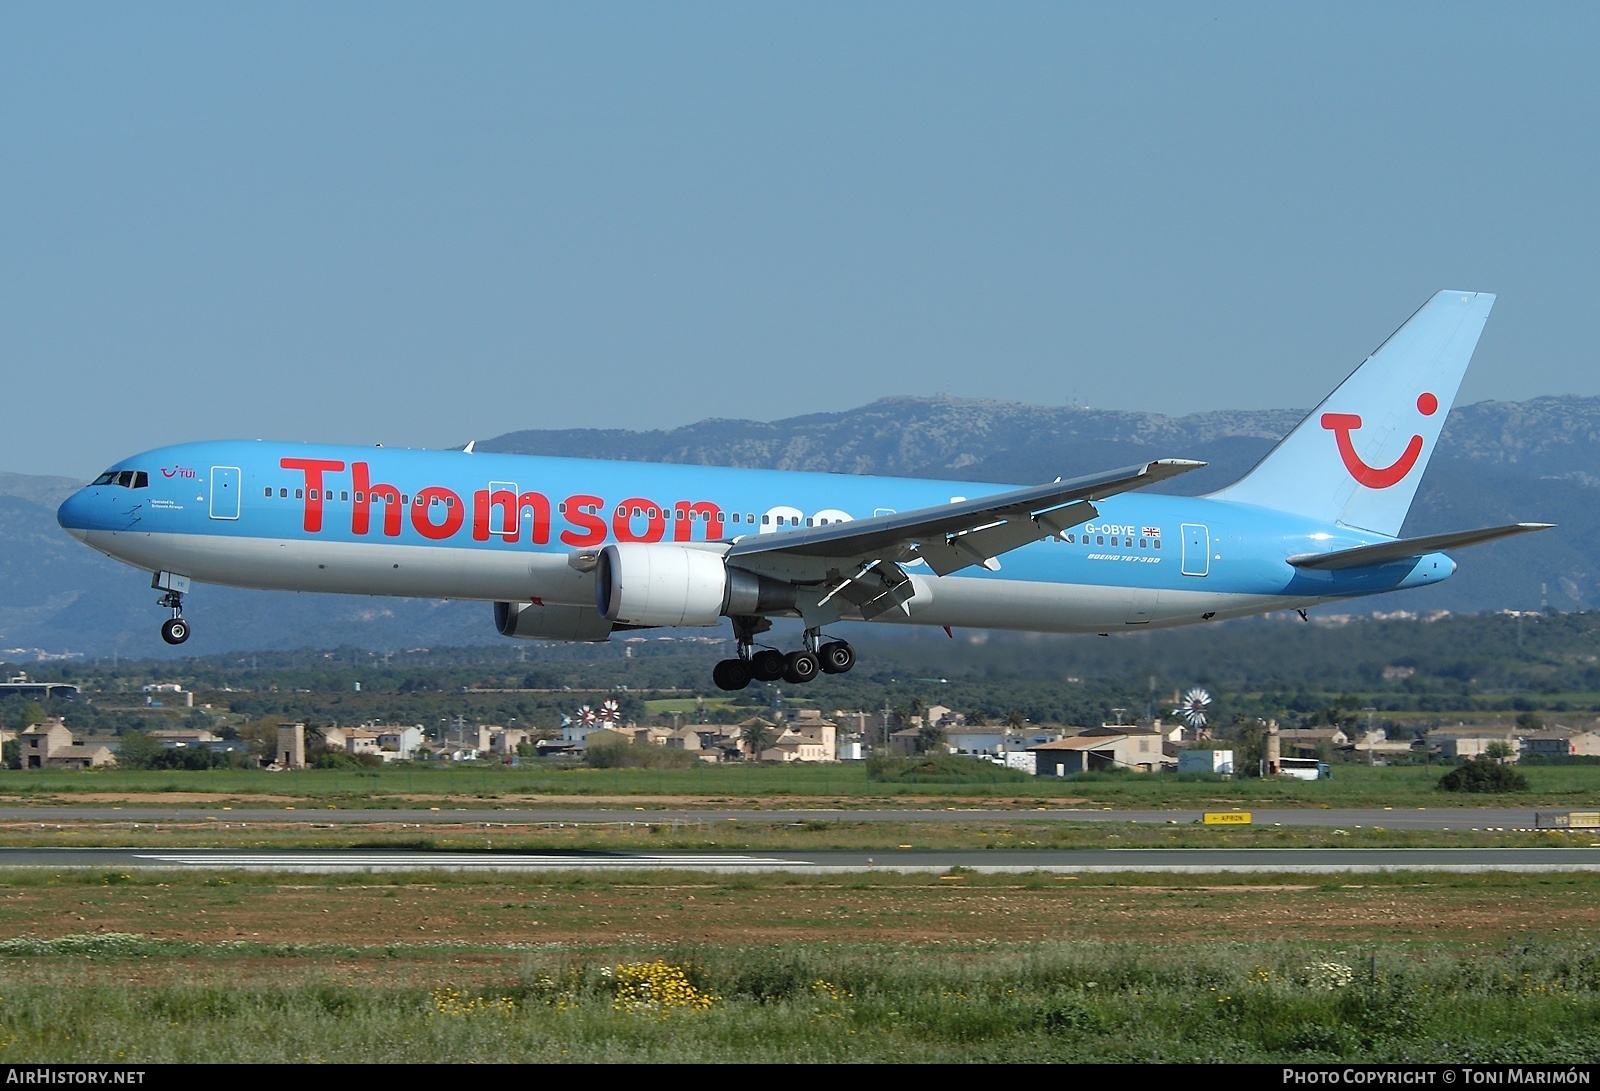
[1180,523,1210,577]
[209,466,241,521]
[488,481,517,536]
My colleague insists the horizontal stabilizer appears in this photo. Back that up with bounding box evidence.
[1288,523,1555,571]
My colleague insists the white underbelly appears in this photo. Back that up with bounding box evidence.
[882,574,1307,634]
[84,530,594,604]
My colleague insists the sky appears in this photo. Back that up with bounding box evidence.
[3,3,1598,479]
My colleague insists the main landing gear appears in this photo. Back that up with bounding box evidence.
[153,571,191,645]
[711,624,855,691]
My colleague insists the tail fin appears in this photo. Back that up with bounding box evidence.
[1209,290,1495,536]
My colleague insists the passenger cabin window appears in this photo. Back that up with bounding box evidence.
[280,488,289,498]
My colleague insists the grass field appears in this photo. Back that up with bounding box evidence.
[0,870,1594,1062]
[0,763,1595,1061]
[0,760,1596,811]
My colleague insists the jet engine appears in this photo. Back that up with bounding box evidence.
[493,600,615,643]
[593,543,795,626]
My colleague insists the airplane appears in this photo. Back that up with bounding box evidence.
[56,290,1551,690]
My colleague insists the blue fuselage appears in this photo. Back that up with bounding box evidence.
[56,440,1452,634]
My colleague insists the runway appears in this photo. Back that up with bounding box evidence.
[5,846,1600,873]
[0,806,1576,829]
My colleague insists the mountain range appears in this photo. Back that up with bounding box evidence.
[4,394,1596,659]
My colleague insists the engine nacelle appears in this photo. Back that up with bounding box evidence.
[493,600,614,643]
[594,543,796,626]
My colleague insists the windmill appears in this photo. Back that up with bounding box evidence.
[600,698,621,725]
[578,705,596,728]
[1174,688,1213,735]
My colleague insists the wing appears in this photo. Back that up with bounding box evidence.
[1287,522,1555,571]
[723,459,1204,618]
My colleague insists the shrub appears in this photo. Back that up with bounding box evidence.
[1437,757,1529,793]
[309,749,383,770]
[583,740,694,769]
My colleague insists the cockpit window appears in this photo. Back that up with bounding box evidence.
[93,470,148,488]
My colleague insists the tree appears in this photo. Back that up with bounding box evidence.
[18,702,45,728]
[1483,740,1515,763]
[740,719,775,759]
[1229,717,1269,777]
[236,718,285,760]
[115,730,165,770]
[917,722,947,754]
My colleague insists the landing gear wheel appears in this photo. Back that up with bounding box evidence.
[818,640,855,674]
[782,650,820,684]
[750,649,786,682]
[161,617,190,645]
[712,658,753,691]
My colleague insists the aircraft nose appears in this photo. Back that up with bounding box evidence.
[56,490,92,542]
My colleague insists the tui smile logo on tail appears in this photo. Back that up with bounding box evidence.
[1320,392,1439,489]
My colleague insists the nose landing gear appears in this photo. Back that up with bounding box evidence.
[152,571,192,645]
